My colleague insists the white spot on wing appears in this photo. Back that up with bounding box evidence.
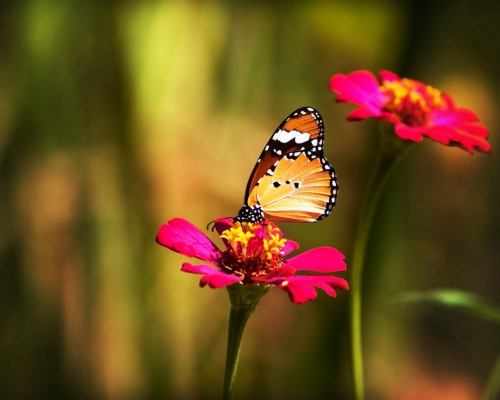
[294,132,310,144]
[274,129,310,144]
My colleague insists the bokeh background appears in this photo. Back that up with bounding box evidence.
[1,1,499,399]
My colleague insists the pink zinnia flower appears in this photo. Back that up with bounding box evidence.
[156,218,348,304]
[330,70,491,153]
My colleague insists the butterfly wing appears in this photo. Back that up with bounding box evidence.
[240,107,338,223]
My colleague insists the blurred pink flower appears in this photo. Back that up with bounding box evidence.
[330,70,491,153]
[156,218,348,304]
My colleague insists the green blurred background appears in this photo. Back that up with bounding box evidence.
[0,1,499,399]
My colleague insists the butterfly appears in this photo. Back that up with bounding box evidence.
[235,106,338,223]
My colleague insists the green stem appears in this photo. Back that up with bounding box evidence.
[223,305,254,400]
[484,353,500,400]
[223,284,270,400]
[350,125,411,400]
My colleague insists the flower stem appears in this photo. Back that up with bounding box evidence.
[223,284,270,400]
[223,306,253,400]
[350,124,411,400]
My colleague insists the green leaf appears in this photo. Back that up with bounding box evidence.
[484,354,500,400]
[394,289,500,325]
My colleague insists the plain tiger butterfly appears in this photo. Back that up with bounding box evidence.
[235,106,338,223]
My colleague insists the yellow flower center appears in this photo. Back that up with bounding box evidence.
[380,78,445,126]
[220,221,287,281]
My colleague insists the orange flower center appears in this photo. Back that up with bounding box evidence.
[380,78,445,126]
[220,222,286,282]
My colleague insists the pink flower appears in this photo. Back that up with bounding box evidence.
[330,70,491,153]
[156,218,348,304]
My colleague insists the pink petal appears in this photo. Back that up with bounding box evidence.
[289,275,350,291]
[428,126,488,153]
[283,239,299,256]
[379,70,399,82]
[394,124,425,142]
[456,121,489,138]
[276,275,349,304]
[377,110,401,125]
[424,125,457,144]
[392,109,491,153]
[181,262,242,288]
[431,108,488,135]
[440,93,456,109]
[431,107,472,126]
[347,107,381,121]
[279,280,319,304]
[453,108,481,123]
[285,247,346,272]
[156,218,223,264]
[214,217,233,235]
[428,109,491,153]
[252,266,296,282]
[330,70,386,114]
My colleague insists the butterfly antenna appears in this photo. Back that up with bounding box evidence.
[206,220,216,232]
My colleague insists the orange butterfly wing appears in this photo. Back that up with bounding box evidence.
[237,107,337,223]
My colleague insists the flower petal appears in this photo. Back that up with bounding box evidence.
[428,108,491,153]
[330,70,386,115]
[279,280,318,304]
[275,275,349,304]
[285,247,346,272]
[283,239,299,256]
[391,107,491,153]
[181,262,243,288]
[347,107,381,121]
[394,124,426,142]
[252,266,296,282]
[156,218,222,264]
[379,70,399,82]
[214,217,233,235]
